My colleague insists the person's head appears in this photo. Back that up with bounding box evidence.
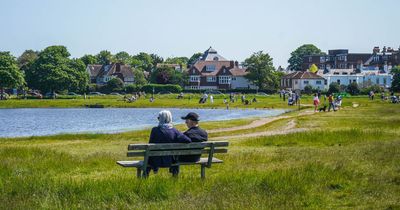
[158,110,173,128]
[314,93,317,97]
[181,112,199,128]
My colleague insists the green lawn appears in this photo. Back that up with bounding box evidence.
[0,97,399,209]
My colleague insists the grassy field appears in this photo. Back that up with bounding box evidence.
[0,97,399,209]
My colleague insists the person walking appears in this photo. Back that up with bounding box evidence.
[210,95,214,104]
[313,93,320,112]
[328,94,335,112]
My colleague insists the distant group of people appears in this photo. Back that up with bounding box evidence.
[280,89,299,106]
[147,110,208,176]
[313,93,342,112]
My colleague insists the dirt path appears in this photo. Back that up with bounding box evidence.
[211,119,307,140]
[208,111,314,134]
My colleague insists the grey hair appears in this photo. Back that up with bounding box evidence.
[158,110,173,128]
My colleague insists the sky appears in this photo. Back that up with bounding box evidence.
[0,0,399,67]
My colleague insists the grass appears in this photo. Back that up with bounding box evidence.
[0,97,399,209]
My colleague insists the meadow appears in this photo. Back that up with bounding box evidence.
[0,96,399,209]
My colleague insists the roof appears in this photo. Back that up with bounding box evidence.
[199,47,228,61]
[283,71,324,79]
[87,64,102,77]
[97,63,134,79]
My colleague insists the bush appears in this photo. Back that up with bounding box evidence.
[303,85,313,95]
[347,82,360,95]
[361,84,384,95]
[328,82,340,94]
[141,84,183,93]
[125,84,141,93]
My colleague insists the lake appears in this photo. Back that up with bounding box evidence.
[0,108,287,138]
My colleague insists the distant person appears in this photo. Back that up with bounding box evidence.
[210,95,214,104]
[328,94,335,112]
[313,93,320,112]
[179,112,208,163]
[147,110,191,176]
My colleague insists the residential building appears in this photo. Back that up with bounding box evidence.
[186,47,256,90]
[86,63,135,85]
[281,71,325,91]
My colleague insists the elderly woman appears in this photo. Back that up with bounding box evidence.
[147,110,191,176]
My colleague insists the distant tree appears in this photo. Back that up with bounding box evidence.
[390,65,400,92]
[0,52,25,99]
[165,56,189,66]
[328,82,340,94]
[150,66,187,86]
[132,52,153,72]
[309,64,318,73]
[26,46,89,93]
[132,68,147,86]
[150,54,164,67]
[303,84,313,94]
[96,50,114,65]
[288,44,323,71]
[80,54,99,66]
[17,50,38,73]
[347,82,360,95]
[188,52,202,66]
[243,51,279,90]
[105,77,124,92]
[114,51,131,64]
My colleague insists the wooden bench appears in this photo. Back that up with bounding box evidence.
[117,141,229,178]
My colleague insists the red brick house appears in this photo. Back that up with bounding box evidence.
[186,47,256,90]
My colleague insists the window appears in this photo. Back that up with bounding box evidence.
[316,80,322,85]
[192,69,195,74]
[383,78,387,85]
[231,77,236,81]
[206,65,216,71]
[376,78,379,84]
[342,72,348,75]
[213,57,219,61]
[303,80,309,84]
[218,76,231,84]
[207,76,216,82]
[190,86,199,90]
[319,64,325,69]
[190,75,200,82]
[337,79,341,85]
[320,57,325,63]
[309,57,312,62]
[353,80,356,83]
[295,80,298,85]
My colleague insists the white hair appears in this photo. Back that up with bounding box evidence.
[158,110,173,128]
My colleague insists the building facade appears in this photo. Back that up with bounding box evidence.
[281,71,325,90]
[86,63,135,85]
[185,47,256,90]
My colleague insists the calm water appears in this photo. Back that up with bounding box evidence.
[0,108,287,138]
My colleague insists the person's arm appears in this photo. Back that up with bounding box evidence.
[175,129,191,143]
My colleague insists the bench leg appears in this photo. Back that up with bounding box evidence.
[201,164,206,179]
[137,168,142,178]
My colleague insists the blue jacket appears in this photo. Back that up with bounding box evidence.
[148,126,191,169]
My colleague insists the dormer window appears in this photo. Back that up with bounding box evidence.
[192,69,195,74]
[213,57,219,61]
[206,65,216,72]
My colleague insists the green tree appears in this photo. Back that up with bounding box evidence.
[150,66,187,86]
[17,50,38,73]
[26,46,89,94]
[328,82,340,94]
[347,82,360,95]
[96,50,114,65]
[0,52,25,99]
[80,54,98,66]
[114,51,131,64]
[105,77,124,92]
[165,56,189,66]
[150,54,164,67]
[188,52,202,66]
[243,51,279,90]
[288,44,323,71]
[390,65,400,92]
[132,52,153,72]
[132,68,147,86]
[303,84,313,94]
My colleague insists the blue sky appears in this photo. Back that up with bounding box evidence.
[0,0,398,67]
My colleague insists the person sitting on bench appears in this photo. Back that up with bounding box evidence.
[147,110,191,176]
[179,112,208,163]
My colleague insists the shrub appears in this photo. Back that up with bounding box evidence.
[328,82,340,94]
[303,85,313,95]
[347,82,360,95]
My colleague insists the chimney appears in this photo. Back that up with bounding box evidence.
[230,61,234,68]
[116,63,121,72]
[235,61,239,67]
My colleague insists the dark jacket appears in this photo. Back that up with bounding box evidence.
[179,126,208,162]
[148,126,191,169]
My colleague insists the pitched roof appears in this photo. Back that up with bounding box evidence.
[283,71,323,79]
[87,64,103,77]
[199,47,228,61]
[97,63,134,79]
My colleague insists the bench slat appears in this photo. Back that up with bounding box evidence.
[127,148,227,157]
[128,141,228,150]
[116,158,223,168]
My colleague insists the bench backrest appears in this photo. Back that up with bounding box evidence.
[126,141,229,169]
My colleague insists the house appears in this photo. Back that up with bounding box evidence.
[302,46,400,73]
[86,63,135,85]
[185,47,256,90]
[281,71,325,91]
[322,69,392,89]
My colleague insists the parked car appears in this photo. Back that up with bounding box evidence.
[0,92,9,100]
[89,92,105,96]
[27,92,43,99]
[109,92,122,96]
[45,92,59,98]
[204,90,224,95]
[67,92,81,96]
[157,91,172,95]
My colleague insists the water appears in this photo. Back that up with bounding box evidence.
[0,108,287,138]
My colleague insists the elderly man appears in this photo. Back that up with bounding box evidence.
[180,112,208,162]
